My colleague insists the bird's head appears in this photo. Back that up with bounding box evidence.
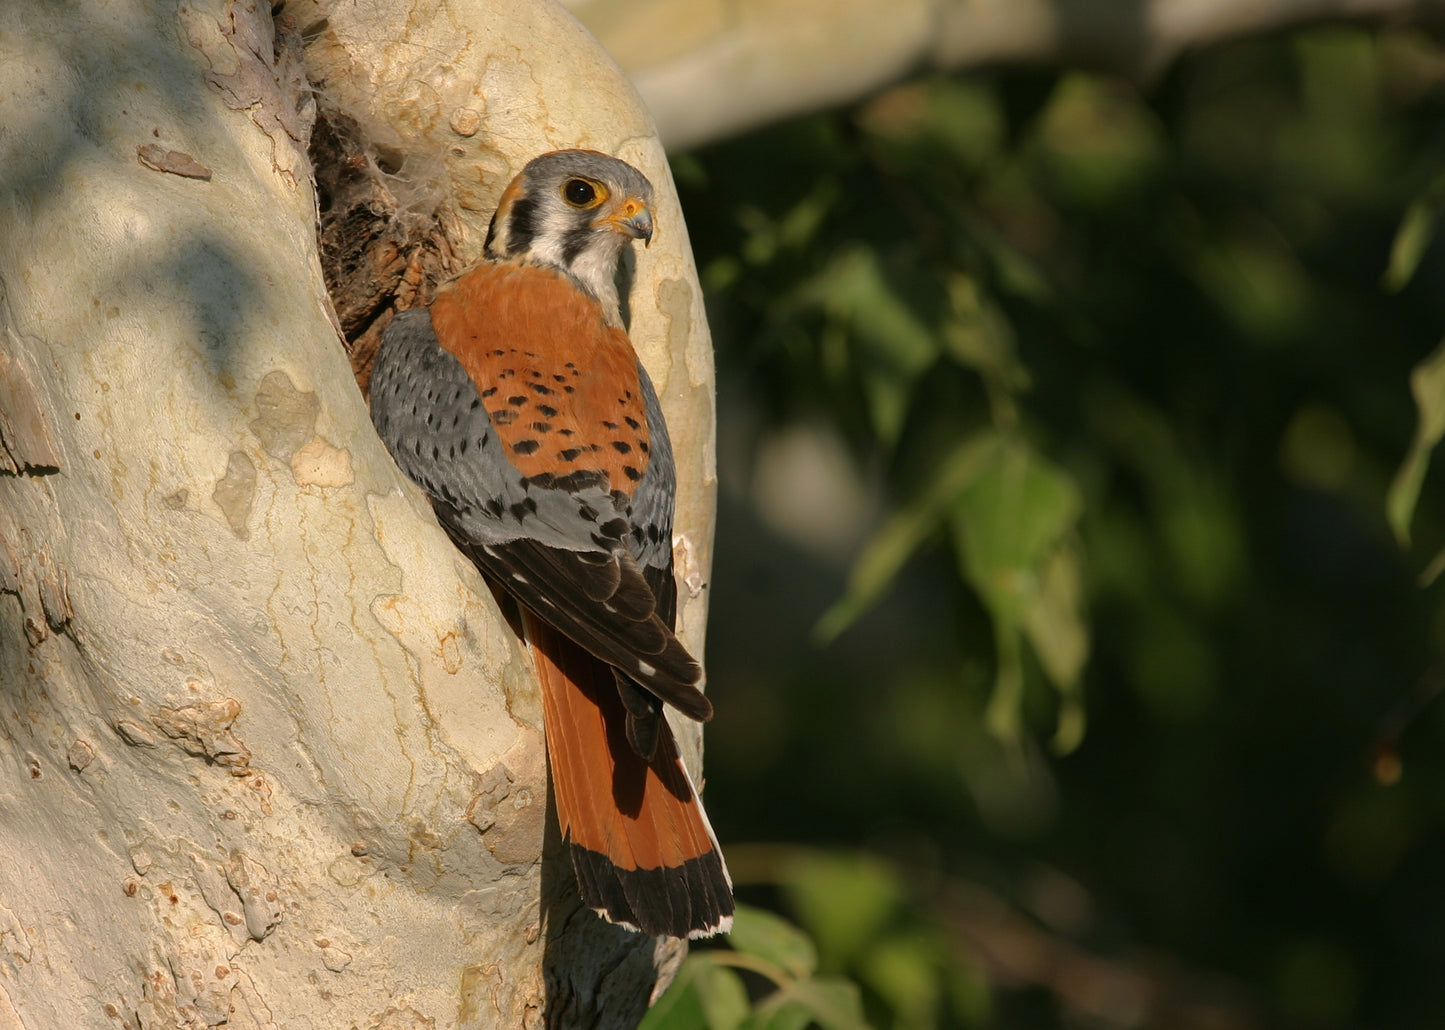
[484,150,655,321]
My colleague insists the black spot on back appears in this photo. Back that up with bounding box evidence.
[556,470,607,492]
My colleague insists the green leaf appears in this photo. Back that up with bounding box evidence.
[1019,540,1087,687]
[779,853,902,966]
[777,179,839,252]
[1384,194,1442,293]
[982,619,1025,744]
[950,437,1088,743]
[772,977,874,1030]
[793,244,939,444]
[1031,74,1165,209]
[1021,545,1090,754]
[942,274,1030,426]
[816,433,1000,642]
[697,962,751,1030]
[1421,543,1445,587]
[643,959,751,1030]
[952,436,1082,626]
[1186,226,1311,342]
[1388,336,1445,546]
[824,431,1089,746]
[641,958,708,1030]
[860,933,942,1026]
[739,999,814,1030]
[1384,168,1445,293]
[1051,689,1088,756]
[728,905,819,979]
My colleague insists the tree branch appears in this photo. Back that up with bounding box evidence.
[564,0,1445,148]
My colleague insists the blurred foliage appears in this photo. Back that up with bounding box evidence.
[644,850,990,1030]
[658,18,1445,1030]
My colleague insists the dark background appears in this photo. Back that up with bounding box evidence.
[664,23,1445,1030]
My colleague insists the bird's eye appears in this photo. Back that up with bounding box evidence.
[563,179,597,207]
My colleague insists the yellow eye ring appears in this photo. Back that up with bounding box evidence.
[562,178,607,208]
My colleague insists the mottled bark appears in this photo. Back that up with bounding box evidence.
[0,0,715,1027]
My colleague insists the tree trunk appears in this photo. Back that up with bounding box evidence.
[0,0,716,1027]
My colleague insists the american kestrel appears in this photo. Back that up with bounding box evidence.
[368,150,733,938]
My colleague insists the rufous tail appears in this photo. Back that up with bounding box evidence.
[523,609,733,938]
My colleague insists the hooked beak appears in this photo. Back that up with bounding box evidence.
[605,198,653,246]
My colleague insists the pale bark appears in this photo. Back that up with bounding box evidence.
[0,0,715,1027]
[563,0,1445,148]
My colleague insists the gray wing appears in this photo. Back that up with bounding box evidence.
[368,308,709,723]
[611,361,690,753]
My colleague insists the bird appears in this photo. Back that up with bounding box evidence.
[367,149,733,939]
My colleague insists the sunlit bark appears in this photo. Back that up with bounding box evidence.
[0,0,715,1026]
